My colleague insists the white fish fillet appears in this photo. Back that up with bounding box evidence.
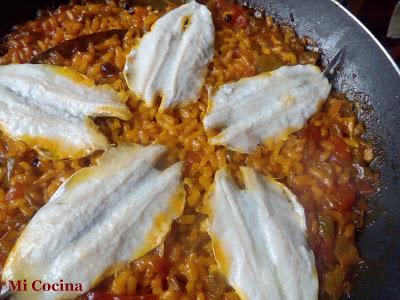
[2,144,185,300]
[204,167,318,300]
[203,65,331,153]
[124,1,215,110]
[0,64,132,159]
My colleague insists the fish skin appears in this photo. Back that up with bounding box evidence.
[124,1,215,110]
[203,64,331,153]
[2,144,185,300]
[204,167,318,300]
[0,64,131,159]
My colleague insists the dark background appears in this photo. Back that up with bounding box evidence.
[341,0,400,64]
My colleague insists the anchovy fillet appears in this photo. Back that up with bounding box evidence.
[203,65,331,153]
[124,1,215,110]
[204,167,318,300]
[0,64,131,159]
[2,144,185,300]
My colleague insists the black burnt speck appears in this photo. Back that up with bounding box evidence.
[224,14,233,23]
[101,63,119,76]
[31,158,40,167]
[119,0,130,10]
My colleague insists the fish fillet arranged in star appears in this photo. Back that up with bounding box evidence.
[0,64,132,159]
[203,167,318,300]
[203,65,331,153]
[124,1,215,110]
[2,144,185,300]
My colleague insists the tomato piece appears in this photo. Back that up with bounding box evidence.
[214,0,248,29]
[149,255,169,275]
[303,124,322,143]
[5,181,25,201]
[183,151,201,177]
[85,292,158,300]
[186,151,201,165]
[235,14,248,28]
[337,183,356,212]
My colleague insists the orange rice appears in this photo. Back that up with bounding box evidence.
[0,0,377,299]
